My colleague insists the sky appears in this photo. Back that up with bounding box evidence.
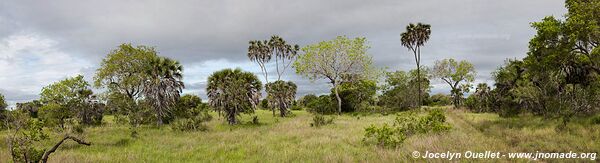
[0,0,567,107]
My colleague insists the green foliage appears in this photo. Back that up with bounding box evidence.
[464,83,493,112]
[259,99,269,110]
[143,56,184,125]
[107,92,149,126]
[294,36,377,114]
[171,109,212,132]
[38,103,71,129]
[590,115,600,125]
[333,79,377,112]
[363,124,404,147]
[363,109,451,148]
[432,58,476,108]
[94,43,157,100]
[297,94,318,107]
[0,92,6,110]
[429,93,451,106]
[16,100,42,118]
[310,114,334,127]
[290,105,303,111]
[265,80,297,117]
[486,0,600,123]
[39,75,103,126]
[0,93,7,128]
[169,94,204,121]
[207,68,262,125]
[400,22,432,106]
[8,118,48,163]
[306,95,337,115]
[379,69,431,110]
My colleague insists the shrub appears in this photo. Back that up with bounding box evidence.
[310,114,334,127]
[306,95,337,114]
[591,115,600,125]
[251,115,260,124]
[363,109,451,147]
[171,110,212,131]
[290,105,303,111]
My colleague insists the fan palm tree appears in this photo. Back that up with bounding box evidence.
[268,35,300,80]
[401,23,431,107]
[144,57,184,125]
[265,80,297,117]
[248,40,272,83]
[207,68,262,124]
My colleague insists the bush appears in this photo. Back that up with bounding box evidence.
[591,115,600,125]
[310,114,334,127]
[171,110,212,131]
[363,109,451,148]
[430,93,452,106]
[251,115,260,124]
[306,95,337,114]
[290,105,303,111]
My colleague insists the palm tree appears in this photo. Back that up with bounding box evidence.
[265,81,297,117]
[144,57,184,125]
[207,68,262,124]
[401,23,431,107]
[268,35,300,81]
[248,40,272,83]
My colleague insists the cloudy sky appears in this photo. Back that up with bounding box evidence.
[0,0,567,107]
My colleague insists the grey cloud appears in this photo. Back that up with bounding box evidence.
[0,0,567,101]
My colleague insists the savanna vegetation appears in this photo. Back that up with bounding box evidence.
[0,0,598,162]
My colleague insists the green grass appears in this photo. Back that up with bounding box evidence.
[1,108,599,162]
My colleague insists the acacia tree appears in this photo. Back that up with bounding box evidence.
[400,23,431,107]
[265,81,297,117]
[294,36,375,115]
[207,68,262,124]
[94,43,157,101]
[432,58,476,108]
[40,75,103,126]
[143,57,184,125]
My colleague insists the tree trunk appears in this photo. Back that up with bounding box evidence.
[40,135,91,163]
[157,115,163,126]
[334,82,342,115]
[279,100,286,117]
[417,62,421,108]
[228,109,237,125]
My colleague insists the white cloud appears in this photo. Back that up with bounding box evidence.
[0,33,91,106]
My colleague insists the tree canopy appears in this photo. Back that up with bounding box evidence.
[207,68,262,124]
[400,23,431,107]
[94,43,158,100]
[294,36,376,114]
[432,58,476,107]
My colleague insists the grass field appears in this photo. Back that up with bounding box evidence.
[1,107,599,162]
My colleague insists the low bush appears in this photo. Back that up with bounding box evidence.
[591,115,600,125]
[171,110,212,131]
[251,115,260,124]
[310,114,334,127]
[306,95,337,114]
[363,109,451,148]
[290,105,303,111]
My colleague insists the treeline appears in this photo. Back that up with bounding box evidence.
[464,0,600,126]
